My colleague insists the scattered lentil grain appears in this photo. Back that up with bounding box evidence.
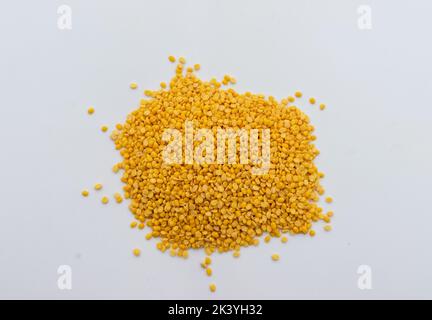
[209,283,216,292]
[206,268,212,276]
[324,225,332,232]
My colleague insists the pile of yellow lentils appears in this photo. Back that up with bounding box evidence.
[83,56,333,293]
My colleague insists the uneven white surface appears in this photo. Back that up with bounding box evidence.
[1,0,432,299]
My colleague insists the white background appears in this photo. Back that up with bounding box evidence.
[1,0,432,299]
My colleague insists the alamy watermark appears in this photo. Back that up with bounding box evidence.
[57,265,72,290]
[357,264,372,290]
[162,121,270,175]
[357,5,372,30]
[57,5,72,30]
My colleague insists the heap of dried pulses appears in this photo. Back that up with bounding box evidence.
[109,57,331,257]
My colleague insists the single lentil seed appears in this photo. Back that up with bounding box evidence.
[94,183,102,191]
[133,248,141,256]
[204,257,211,265]
[81,190,89,197]
[114,193,123,203]
[209,283,216,292]
[130,82,138,90]
[271,253,280,261]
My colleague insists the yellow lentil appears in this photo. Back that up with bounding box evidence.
[209,283,216,292]
[309,230,316,237]
[319,103,326,110]
[324,225,332,232]
[87,107,95,115]
[327,211,334,217]
[130,221,137,228]
[325,197,333,203]
[130,82,138,90]
[295,91,302,98]
[133,248,141,256]
[204,257,212,265]
[281,236,288,243]
[101,196,109,204]
[233,251,240,258]
[101,125,108,132]
[94,183,102,191]
[160,82,167,89]
[168,56,176,63]
[309,97,316,104]
[114,193,123,203]
[179,57,186,64]
[206,267,212,276]
[288,96,295,102]
[81,190,89,197]
[264,235,271,243]
[271,253,280,261]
